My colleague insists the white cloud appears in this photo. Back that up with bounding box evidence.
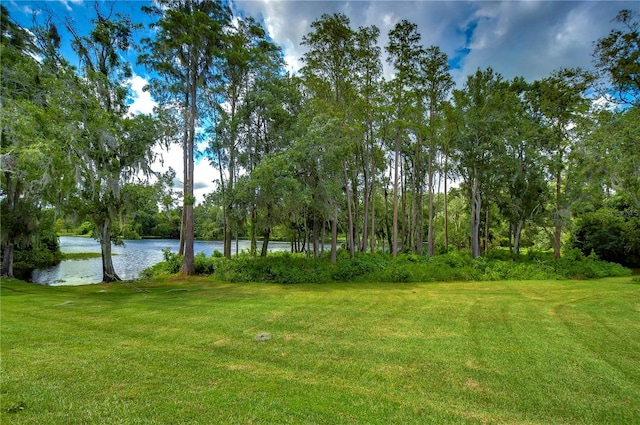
[57,0,84,12]
[128,74,218,202]
[127,74,157,116]
[233,0,637,87]
[151,143,220,204]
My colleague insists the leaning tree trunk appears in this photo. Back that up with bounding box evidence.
[1,243,15,278]
[99,217,121,283]
[513,220,524,256]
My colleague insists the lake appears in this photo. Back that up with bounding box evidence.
[30,236,292,286]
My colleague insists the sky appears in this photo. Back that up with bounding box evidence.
[5,0,638,201]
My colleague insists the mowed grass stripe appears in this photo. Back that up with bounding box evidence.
[1,277,639,424]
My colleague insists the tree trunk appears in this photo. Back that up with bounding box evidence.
[1,243,15,278]
[444,152,449,252]
[99,217,121,283]
[181,80,196,275]
[553,166,562,260]
[484,205,490,255]
[470,176,482,259]
[260,228,270,257]
[361,157,370,253]
[513,220,524,255]
[370,173,376,253]
[343,160,355,258]
[392,132,400,257]
[178,88,191,257]
[330,217,337,264]
[250,205,257,257]
[427,141,435,256]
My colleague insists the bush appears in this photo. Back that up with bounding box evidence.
[141,247,631,283]
[571,205,640,268]
[140,248,182,278]
[76,221,95,237]
[194,252,216,274]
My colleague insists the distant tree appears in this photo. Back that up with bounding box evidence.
[593,9,640,105]
[581,106,640,209]
[571,198,640,267]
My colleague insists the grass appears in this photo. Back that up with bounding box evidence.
[61,252,105,260]
[1,276,639,424]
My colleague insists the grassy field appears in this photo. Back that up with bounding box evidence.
[1,276,639,424]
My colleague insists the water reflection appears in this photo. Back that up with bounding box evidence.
[31,236,291,286]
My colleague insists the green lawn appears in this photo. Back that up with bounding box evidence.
[1,276,639,424]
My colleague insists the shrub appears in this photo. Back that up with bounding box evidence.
[141,247,631,283]
[194,252,215,275]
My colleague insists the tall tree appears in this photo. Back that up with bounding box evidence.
[417,45,454,256]
[451,68,508,258]
[528,68,591,259]
[1,6,63,277]
[496,78,549,255]
[385,20,422,257]
[353,25,383,253]
[62,4,159,281]
[211,17,282,258]
[300,13,357,262]
[140,0,231,273]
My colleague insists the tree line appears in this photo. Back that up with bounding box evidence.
[1,2,639,282]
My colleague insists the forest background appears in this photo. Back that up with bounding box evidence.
[1,0,639,282]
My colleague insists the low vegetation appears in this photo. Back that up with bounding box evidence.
[142,248,631,284]
[2,276,639,424]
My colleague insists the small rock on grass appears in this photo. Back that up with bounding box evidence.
[254,333,271,341]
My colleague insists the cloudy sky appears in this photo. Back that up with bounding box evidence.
[6,0,637,200]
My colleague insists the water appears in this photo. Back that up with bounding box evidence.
[30,236,292,286]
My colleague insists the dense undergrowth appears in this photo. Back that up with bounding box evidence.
[141,247,632,283]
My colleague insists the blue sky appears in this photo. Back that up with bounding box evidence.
[5,0,638,198]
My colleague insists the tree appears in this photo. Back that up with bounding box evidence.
[593,9,640,106]
[210,16,283,258]
[417,45,454,256]
[1,6,67,277]
[58,3,160,282]
[239,70,299,256]
[300,13,358,262]
[528,69,591,259]
[385,20,422,257]
[353,25,383,253]
[451,68,508,258]
[495,79,549,255]
[140,0,231,273]
[571,198,640,267]
[581,106,640,209]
